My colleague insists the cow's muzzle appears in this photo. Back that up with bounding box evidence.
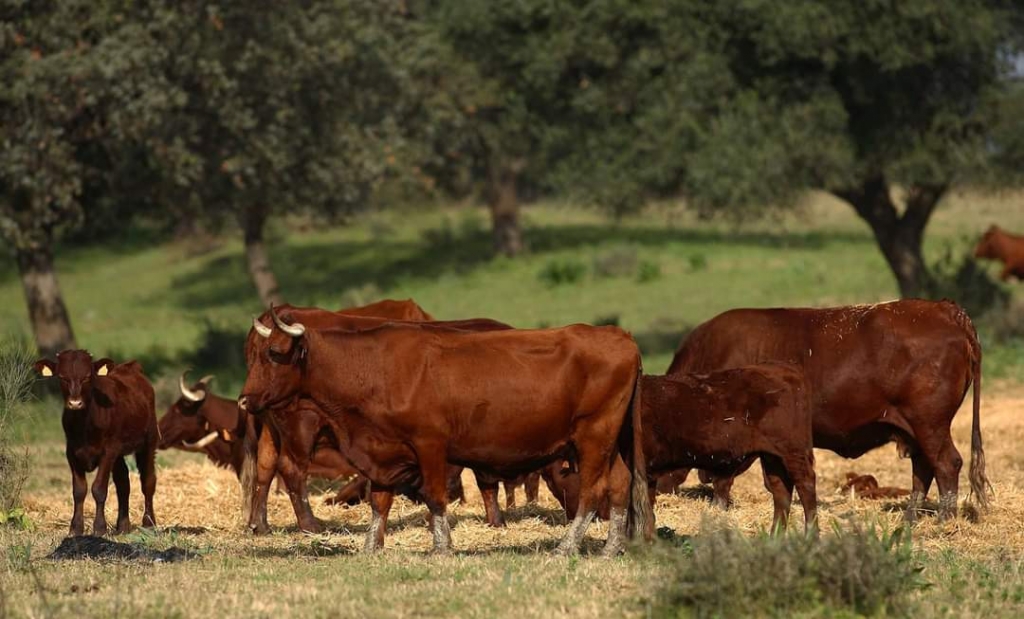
[66,398,85,410]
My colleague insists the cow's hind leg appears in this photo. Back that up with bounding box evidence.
[760,455,794,535]
[112,456,131,534]
[474,471,505,528]
[328,476,369,506]
[905,454,934,523]
[504,479,518,510]
[524,471,540,504]
[555,428,614,556]
[136,441,157,528]
[600,453,631,557]
[782,451,817,535]
[364,485,394,552]
[926,433,963,521]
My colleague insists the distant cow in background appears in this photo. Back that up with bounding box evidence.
[666,299,989,520]
[974,225,1024,281]
[35,351,158,536]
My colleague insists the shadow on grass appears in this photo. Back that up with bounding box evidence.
[152,223,871,312]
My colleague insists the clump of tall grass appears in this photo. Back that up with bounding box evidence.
[651,519,925,618]
[0,338,34,514]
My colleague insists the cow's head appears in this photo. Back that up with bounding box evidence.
[158,371,219,450]
[238,304,306,414]
[974,225,1003,259]
[34,350,113,411]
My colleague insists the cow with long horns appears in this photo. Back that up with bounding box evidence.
[35,351,158,536]
[240,306,652,555]
[158,372,246,473]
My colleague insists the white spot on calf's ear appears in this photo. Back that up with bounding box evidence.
[96,364,109,376]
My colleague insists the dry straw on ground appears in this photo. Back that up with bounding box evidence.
[18,382,1024,558]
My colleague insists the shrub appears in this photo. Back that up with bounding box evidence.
[593,314,621,327]
[637,259,662,283]
[592,246,638,278]
[928,245,1009,317]
[0,338,34,513]
[687,253,709,272]
[538,258,586,287]
[651,519,925,618]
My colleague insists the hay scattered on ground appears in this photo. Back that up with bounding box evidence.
[19,385,1024,558]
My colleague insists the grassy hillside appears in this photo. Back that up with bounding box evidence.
[2,190,1022,401]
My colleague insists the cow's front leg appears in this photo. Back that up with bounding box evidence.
[67,456,87,537]
[91,454,115,536]
[417,443,452,554]
[364,484,394,552]
[112,456,132,534]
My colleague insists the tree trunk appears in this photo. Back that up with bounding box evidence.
[486,159,525,257]
[242,204,282,308]
[834,175,947,299]
[15,243,77,358]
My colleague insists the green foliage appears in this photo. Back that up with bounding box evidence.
[592,247,638,279]
[652,520,926,618]
[927,244,1011,317]
[0,338,33,512]
[537,258,586,287]
[636,260,662,283]
[0,507,33,531]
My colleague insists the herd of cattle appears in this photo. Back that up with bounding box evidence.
[34,295,992,555]
[33,224,1024,555]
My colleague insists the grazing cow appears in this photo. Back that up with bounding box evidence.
[841,472,910,500]
[239,308,652,555]
[159,373,245,473]
[159,372,360,490]
[665,299,988,520]
[35,351,158,536]
[243,302,519,534]
[974,225,1024,281]
[528,366,817,533]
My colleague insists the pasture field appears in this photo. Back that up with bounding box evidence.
[2,193,1024,617]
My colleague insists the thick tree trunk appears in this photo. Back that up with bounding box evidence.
[242,204,282,308]
[15,243,77,357]
[486,159,525,257]
[834,175,946,299]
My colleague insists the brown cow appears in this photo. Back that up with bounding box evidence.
[159,372,360,492]
[159,373,245,473]
[528,366,817,533]
[665,299,988,520]
[238,309,652,555]
[35,351,158,536]
[243,303,520,534]
[974,225,1024,281]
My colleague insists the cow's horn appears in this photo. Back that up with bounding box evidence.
[182,431,219,449]
[253,316,272,338]
[270,303,305,337]
[199,374,215,386]
[179,371,207,402]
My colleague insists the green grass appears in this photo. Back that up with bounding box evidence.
[2,191,1022,399]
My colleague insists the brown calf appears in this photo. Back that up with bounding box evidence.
[35,351,158,536]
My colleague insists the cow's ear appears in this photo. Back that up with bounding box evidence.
[93,358,114,376]
[34,359,56,378]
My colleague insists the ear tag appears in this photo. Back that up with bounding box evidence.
[220,429,233,443]
[96,365,109,376]
[40,366,53,377]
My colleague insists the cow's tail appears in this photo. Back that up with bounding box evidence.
[239,413,259,525]
[626,356,654,541]
[962,308,992,510]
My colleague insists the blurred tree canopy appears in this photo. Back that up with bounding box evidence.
[3,0,1024,353]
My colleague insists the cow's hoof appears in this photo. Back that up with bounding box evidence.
[115,521,132,535]
[92,523,108,537]
[298,522,323,534]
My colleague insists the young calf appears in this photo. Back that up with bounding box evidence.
[644,364,817,533]
[36,350,158,536]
